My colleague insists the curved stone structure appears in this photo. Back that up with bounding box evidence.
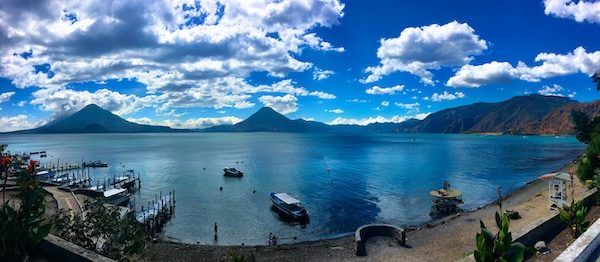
[355,223,406,256]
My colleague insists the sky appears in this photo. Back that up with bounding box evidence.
[1,0,600,131]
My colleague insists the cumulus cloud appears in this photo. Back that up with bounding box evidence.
[363,21,487,85]
[0,114,44,132]
[0,0,344,116]
[28,77,334,117]
[447,61,518,88]
[426,91,465,101]
[127,116,242,129]
[0,91,15,103]
[544,0,600,23]
[312,68,334,80]
[447,47,600,87]
[329,112,430,125]
[258,94,298,114]
[326,108,343,114]
[537,84,576,98]
[365,85,404,95]
[394,102,420,110]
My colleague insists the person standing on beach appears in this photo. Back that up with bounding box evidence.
[214,222,218,241]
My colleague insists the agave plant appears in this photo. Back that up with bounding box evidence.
[474,212,525,262]
[559,200,589,238]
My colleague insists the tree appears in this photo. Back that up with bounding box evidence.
[52,199,148,260]
[571,111,600,144]
[593,71,600,91]
[0,160,52,260]
[575,132,600,181]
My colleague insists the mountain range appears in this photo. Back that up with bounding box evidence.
[10,95,600,135]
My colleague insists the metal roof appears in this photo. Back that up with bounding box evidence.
[274,193,301,205]
[103,188,127,198]
[539,172,572,181]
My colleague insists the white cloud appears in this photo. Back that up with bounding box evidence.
[0,0,344,114]
[380,101,389,106]
[258,94,298,114]
[363,21,487,85]
[544,0,600,24]
[447,61,518,88]
[365,85,404,95]
[28,77,333,117]
[347,98,370,103]
[127,116,242,129]
[0,91,15,103]
[447,47,600,87]
[427,91,465,102]
[30,87,154,117]
[312,68,334,80]
[17,100,26,107]
[538,84,564,96]
[0,114,45,132]
[329,112,430,125]
[326,108,343,114]
[394,102,420,110]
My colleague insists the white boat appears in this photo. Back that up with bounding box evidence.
[269,192,309,219]
[103,188,130,206]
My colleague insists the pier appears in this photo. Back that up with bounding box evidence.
[136,191,176,235]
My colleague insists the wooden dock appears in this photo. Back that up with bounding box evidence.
[136,191,176,234]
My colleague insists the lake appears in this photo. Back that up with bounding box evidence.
[0,133,585,245]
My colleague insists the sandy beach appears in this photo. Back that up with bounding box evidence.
[143,159,587,262]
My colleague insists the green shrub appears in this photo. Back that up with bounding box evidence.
[474,212,525,262]
[559,200,589,238]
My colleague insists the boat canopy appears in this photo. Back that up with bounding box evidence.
[274,193,301,205]
[36,170,49,176]
[103,188,127,198]
[430,188,462,199]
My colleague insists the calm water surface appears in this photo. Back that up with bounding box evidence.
[0,133,585,245]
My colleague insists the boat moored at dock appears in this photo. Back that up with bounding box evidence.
[269,192,309,220]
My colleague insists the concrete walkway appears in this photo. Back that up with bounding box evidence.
[45,186,84,214]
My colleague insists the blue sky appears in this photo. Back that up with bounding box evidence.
[0,0,599,131]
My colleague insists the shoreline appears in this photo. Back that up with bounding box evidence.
[143,157,584,261]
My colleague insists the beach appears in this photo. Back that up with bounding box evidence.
[143,158,588,262]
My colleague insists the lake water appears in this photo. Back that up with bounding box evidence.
[0,133,585,245]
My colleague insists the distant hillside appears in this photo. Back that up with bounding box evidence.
[415,95,577,134]
[205,107,330,132]
[17,104,173,133]
[7,95,599,135]
[205,95,599,135]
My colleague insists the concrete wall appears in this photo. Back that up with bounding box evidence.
[37,234,115,262]
[457,188,598,262]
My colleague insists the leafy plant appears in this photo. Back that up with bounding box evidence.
[53,199,147,261]
[559,200,589,238]
[0,160,52,260]
[474,212,525,262]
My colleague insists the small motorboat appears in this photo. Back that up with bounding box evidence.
[223,167,243,177]
[269,192,309,220]
[102,188,130,206]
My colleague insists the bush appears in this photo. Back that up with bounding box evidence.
[0,160,52,260]
[559,200,589,238]
[53,199,147,260]
[474,212,525,262]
